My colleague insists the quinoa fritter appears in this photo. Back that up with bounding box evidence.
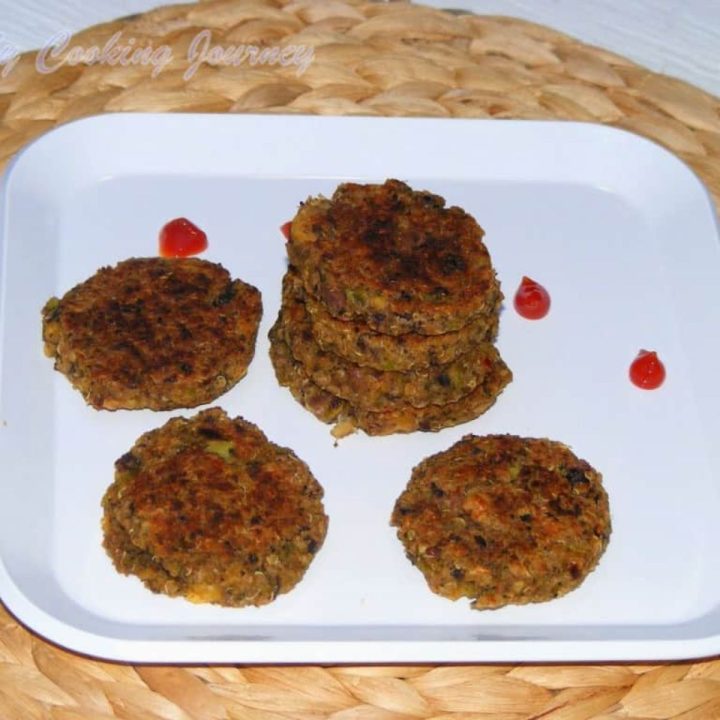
[391,436,611,609]
[102,407,328,607]
[268,329,512,437]
[42,257,262,410]
[299,268,499,371]
[287,179,500,336]
[276,271,500,412]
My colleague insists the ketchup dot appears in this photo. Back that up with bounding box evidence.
[280,221,292,241]
[513,276,551,320]
[629,350,666,390]
[159,217,208,257]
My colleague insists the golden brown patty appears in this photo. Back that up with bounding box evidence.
[102,407,328,607]
[299,268,499,371]
[287,179,500,335]
[276,271,501,412]
[42,257,262,410]
[268,328,512,437]
[391,435,611,609]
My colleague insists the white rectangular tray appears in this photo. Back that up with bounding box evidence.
[1,114,720,663]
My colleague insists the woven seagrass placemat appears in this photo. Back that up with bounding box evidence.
[2,1,720,718]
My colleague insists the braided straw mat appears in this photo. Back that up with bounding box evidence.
[2,0,720,718]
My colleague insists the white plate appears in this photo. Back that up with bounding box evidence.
[1,114,720,664]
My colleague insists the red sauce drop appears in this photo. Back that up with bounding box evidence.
[280,221,292,241]
[629,350,666,390]
[159,217,208,257]
[513,276,551,320]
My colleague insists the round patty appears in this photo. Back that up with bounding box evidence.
[276,271,500,412]
[102,407,328,607]
[300,268,499,372]
[391,435,611,609]
[286,179,500,336]
[268,328,512,437]
[42,257,262,410]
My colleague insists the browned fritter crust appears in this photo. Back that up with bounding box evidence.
[42,257,262,410]
[102,407,328,607]
[276,271,501,412]
[299,268,499,371]
[391,436,611,610]
[287,180,501,336]
[268,328,512,436]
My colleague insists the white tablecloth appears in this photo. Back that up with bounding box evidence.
[0,1,719,96]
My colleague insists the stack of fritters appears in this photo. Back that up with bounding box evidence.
[269,179,512,436]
